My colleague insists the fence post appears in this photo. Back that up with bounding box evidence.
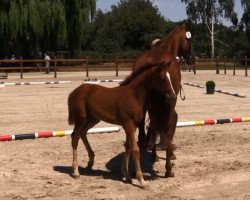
[224,57,227,74]
[20,57,23,79]
[245,56,248,76]
[86,56,89,77]
[216,56,219,74]
[115,56,118,76]
[233,56,236,75]
[54,56,57,78]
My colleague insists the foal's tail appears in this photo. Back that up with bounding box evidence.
[68,105,75,125]
[68,93,76,125]
[68,89,86,125]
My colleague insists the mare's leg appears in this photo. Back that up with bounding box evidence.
[147,121,159,162]
[122,121,146,187]
[164,108,178,178]
[71,121,84,178]
[80,117,99,169]
[138,109,147,150]
[147,109,160,162]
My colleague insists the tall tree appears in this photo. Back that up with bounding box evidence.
[91,0,171,54]
[240,0,250,41]
[0,0,96,57]
[181,0,237,58]
[64,0,96,56]
[0,0,68,56]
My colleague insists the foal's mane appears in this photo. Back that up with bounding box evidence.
[120,64,159,86]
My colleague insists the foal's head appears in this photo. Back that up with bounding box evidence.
[148,62,177,101]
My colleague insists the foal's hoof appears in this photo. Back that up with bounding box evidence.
[165,171,175,178]
[71,173,80,179]
[139,180,149,189]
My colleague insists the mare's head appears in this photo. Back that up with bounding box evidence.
[163,20,194,64]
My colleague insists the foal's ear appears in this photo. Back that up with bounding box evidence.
[155,61,171,72]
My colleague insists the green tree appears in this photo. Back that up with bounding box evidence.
[181,0,237,58]
[64,0,96,56]
[0,0,96,57]
[91,0,172,54]
[240,0,250,42]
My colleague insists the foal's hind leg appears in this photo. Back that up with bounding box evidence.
[122,122,146,187]
[80,117,99,169]
[71,122,83,178]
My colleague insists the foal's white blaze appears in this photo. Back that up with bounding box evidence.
[166,72,176,97]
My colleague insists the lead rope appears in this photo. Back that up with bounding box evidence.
[180,84,186,100]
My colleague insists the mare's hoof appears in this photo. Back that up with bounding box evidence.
[170,153,177,160]
[165,172,175,178]
[87,161,94,169]
[123,177,132,184]
[151,155,159,163]
[172,143,177,151]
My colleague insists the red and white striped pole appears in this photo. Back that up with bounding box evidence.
[0,126,120,142]
[177,116,250,127]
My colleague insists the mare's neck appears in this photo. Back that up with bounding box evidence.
[164,36,179,57]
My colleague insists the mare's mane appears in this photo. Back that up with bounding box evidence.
[160,24,185,46]
[120,64,160,86]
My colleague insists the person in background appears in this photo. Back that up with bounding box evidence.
[44,53,51,74]
[10,54,16,66]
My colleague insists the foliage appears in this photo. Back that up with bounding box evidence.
[181,0,237,25]
[0,0,95,57]
[180,0,238,58]
[0,0,248,58]
[206,80,215,87]
[90,0,173,53]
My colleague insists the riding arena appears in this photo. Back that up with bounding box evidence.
[0,64,249,199]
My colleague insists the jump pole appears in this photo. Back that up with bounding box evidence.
[84,78,123,83]
[0,126,120,142]
[183,82,246,98]
[177,116,250,127]
[2,81,71,87]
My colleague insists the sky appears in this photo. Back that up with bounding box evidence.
[96,0,244,26]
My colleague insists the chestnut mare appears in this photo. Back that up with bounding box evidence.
[133,20,193,177]
[68,62,174,187]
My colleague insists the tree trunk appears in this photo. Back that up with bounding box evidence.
[211,14,215,59]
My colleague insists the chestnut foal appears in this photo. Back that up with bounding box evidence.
[68,62,175,187]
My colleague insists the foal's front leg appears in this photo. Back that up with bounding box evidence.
[165,108,178,178]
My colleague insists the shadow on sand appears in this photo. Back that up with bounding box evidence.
[53,151,164,183]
